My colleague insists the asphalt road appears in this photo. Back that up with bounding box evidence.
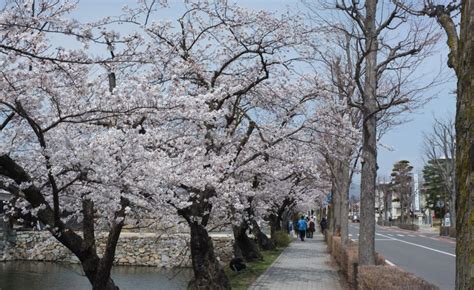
[348,223,455,290]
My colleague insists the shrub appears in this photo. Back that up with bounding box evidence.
[328,236,386,287]
[272,230,291,247]
[440,226,449,236]
[331,236,341,262]
[378,221,393,227]
[399,224,419,231]
[358,265,440,290]
[440,226,456,237]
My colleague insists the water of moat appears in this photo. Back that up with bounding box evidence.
[0,261,192,290]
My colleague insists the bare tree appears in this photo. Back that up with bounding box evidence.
[326,0,440,265]
[391,1,473,288]
[423,116,456,226]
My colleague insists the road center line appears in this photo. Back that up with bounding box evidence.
[377,233,456,257]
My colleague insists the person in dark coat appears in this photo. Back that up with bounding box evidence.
[320,216,328,233]
[308,219,315,238]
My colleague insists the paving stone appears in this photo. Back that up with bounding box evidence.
[249,233,345,290]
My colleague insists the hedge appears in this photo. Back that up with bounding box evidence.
[440,226,456,238]
[399,224,419,231]
[330,236,385,287]
[326,234,435,289]
[357,265,440,290]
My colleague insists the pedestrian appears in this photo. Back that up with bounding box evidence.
[320,216,327,233]
[305,216,311,238]
[308,219,315,238]
[288,221,295,238]
[297,215,307,241]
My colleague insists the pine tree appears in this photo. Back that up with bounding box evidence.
[422,160,449,218]
[390,160,414,224]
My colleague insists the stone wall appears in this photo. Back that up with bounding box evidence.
[1,231,234,267]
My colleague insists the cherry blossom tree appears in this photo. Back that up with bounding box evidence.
[118,2,327,288]
[0,1,348,289]
[0,1,164,289]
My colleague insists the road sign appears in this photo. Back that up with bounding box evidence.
[444,213,451,227]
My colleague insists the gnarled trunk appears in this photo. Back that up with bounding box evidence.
[177,186,229,290]
[251,219,276,251]
[269,213,282,239]
[0,155,124,289]
[80,253,118,290]
[269,197,294,239]
[188,222,229,290]
[233,221,263,262]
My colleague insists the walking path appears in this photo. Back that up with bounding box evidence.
[249,233,345,290]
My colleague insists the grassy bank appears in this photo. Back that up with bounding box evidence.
[225,248,283,290]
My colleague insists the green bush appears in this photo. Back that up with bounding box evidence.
[272,230,291,247]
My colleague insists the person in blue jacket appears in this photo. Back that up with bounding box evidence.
[297,216,308,241]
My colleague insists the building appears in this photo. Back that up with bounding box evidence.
[375,174,430,225]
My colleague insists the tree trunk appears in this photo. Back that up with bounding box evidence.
[400,198,405,224]
[333,158,350,243]
[328,203,334,234]
[188,222,230,290]
[455,1,474,288]
[76,247,119,290]
[333,178,341,236]
[251,219,276,251]
[339,159,351,244]
[449,196,456,227]
[358,0,377,266]
[232,221,263,262]
[269,213,283,239]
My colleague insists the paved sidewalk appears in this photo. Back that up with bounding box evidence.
[249,233,345,290]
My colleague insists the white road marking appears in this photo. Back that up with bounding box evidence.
[408,235,416,237]
[397,234,405,237]
[387,234,394,236]
[419,235,426,237]
[349,234,353,237]
[377,233,456,257]
[385,259,396,266]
